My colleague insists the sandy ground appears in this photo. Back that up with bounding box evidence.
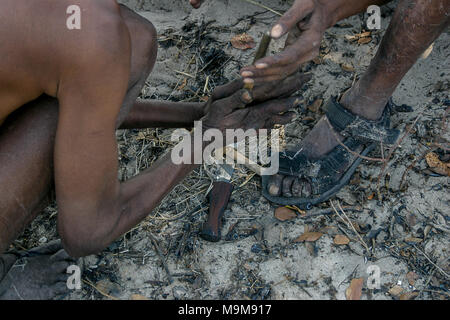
[16,0,449,300]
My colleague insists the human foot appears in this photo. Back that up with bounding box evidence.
[264,97,399,208]
[0,240,76,300]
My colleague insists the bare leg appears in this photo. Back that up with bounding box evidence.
[0,5,157,299]
[267,0,449,197]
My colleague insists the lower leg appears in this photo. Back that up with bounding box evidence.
[341,0,450,120]
[268,0,449,197]
[0,97,58,255]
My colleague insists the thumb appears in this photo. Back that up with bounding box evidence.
[271,0,314,39]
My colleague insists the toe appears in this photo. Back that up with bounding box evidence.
[282,176,295,197]
[50,249,75,263]
[28,240,62,255]
[301,179,312,197]
[52,261,71,273]
[267,174,284,196]
[291,178,303,197]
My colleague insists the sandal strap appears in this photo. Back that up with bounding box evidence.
[278,137,364,195]
[324,97,400,146]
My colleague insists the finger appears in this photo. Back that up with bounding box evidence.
[212,79,243,100]
[259,97,299,114]
[285,26,303,47]
[242,65,297,83]
[52,261,71,273]
[271,0,315,39]
[252,70,312,89]
[264,112,296,128]
[28,240,62,255]
[259,34,319,68]
[245,30,321,79]
[215,88,253,112]
[251,71,311,103]
[50,249,75,263]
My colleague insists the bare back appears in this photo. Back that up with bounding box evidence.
[0,0,122,125]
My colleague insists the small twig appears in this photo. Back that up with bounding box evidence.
[148,233,173,284]
[412,244,450,279]
[240,0,283,16]
[331,200,371,254]
[82,279,119,300]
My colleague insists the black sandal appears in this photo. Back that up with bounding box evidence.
[262,97,400,209]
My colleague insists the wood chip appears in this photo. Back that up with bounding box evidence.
[334,235,350,245]
[406,271,419,286]
[425,152,450,176]
[308,98,323,113]
[358,37,372,44]
[231,33,256,50]
[404,237,423,244]
[274,207,297,222]
[293,232,323,243]
[345,278,364,300]
[388,285,404,297]
[341,63,355,72]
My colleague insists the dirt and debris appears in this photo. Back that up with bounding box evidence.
[12,0,449,300]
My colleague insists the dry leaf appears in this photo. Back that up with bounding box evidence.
[358,37,372,44]
[231,33,256,50]
[308,98,323,113]
[367,193,375,200]
[400,291,419,300]
[293,232,323,242]
[131,294,150,300]
[334,235,350,245]
[404,237,423,244]
[341,63,355,72]
[274,207,297,222]
[345,35,358,42]
[388,285,404,297]
[358,31,372,38]
[406,271,419,286]
[425,152,450,176]
[345,278,364,300]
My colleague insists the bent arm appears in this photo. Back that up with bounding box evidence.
[55,21,201,257]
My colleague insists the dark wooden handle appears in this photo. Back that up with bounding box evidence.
[200,181,234,242]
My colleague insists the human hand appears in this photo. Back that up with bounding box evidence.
[202,72,311,132]
[241,0,331,84]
